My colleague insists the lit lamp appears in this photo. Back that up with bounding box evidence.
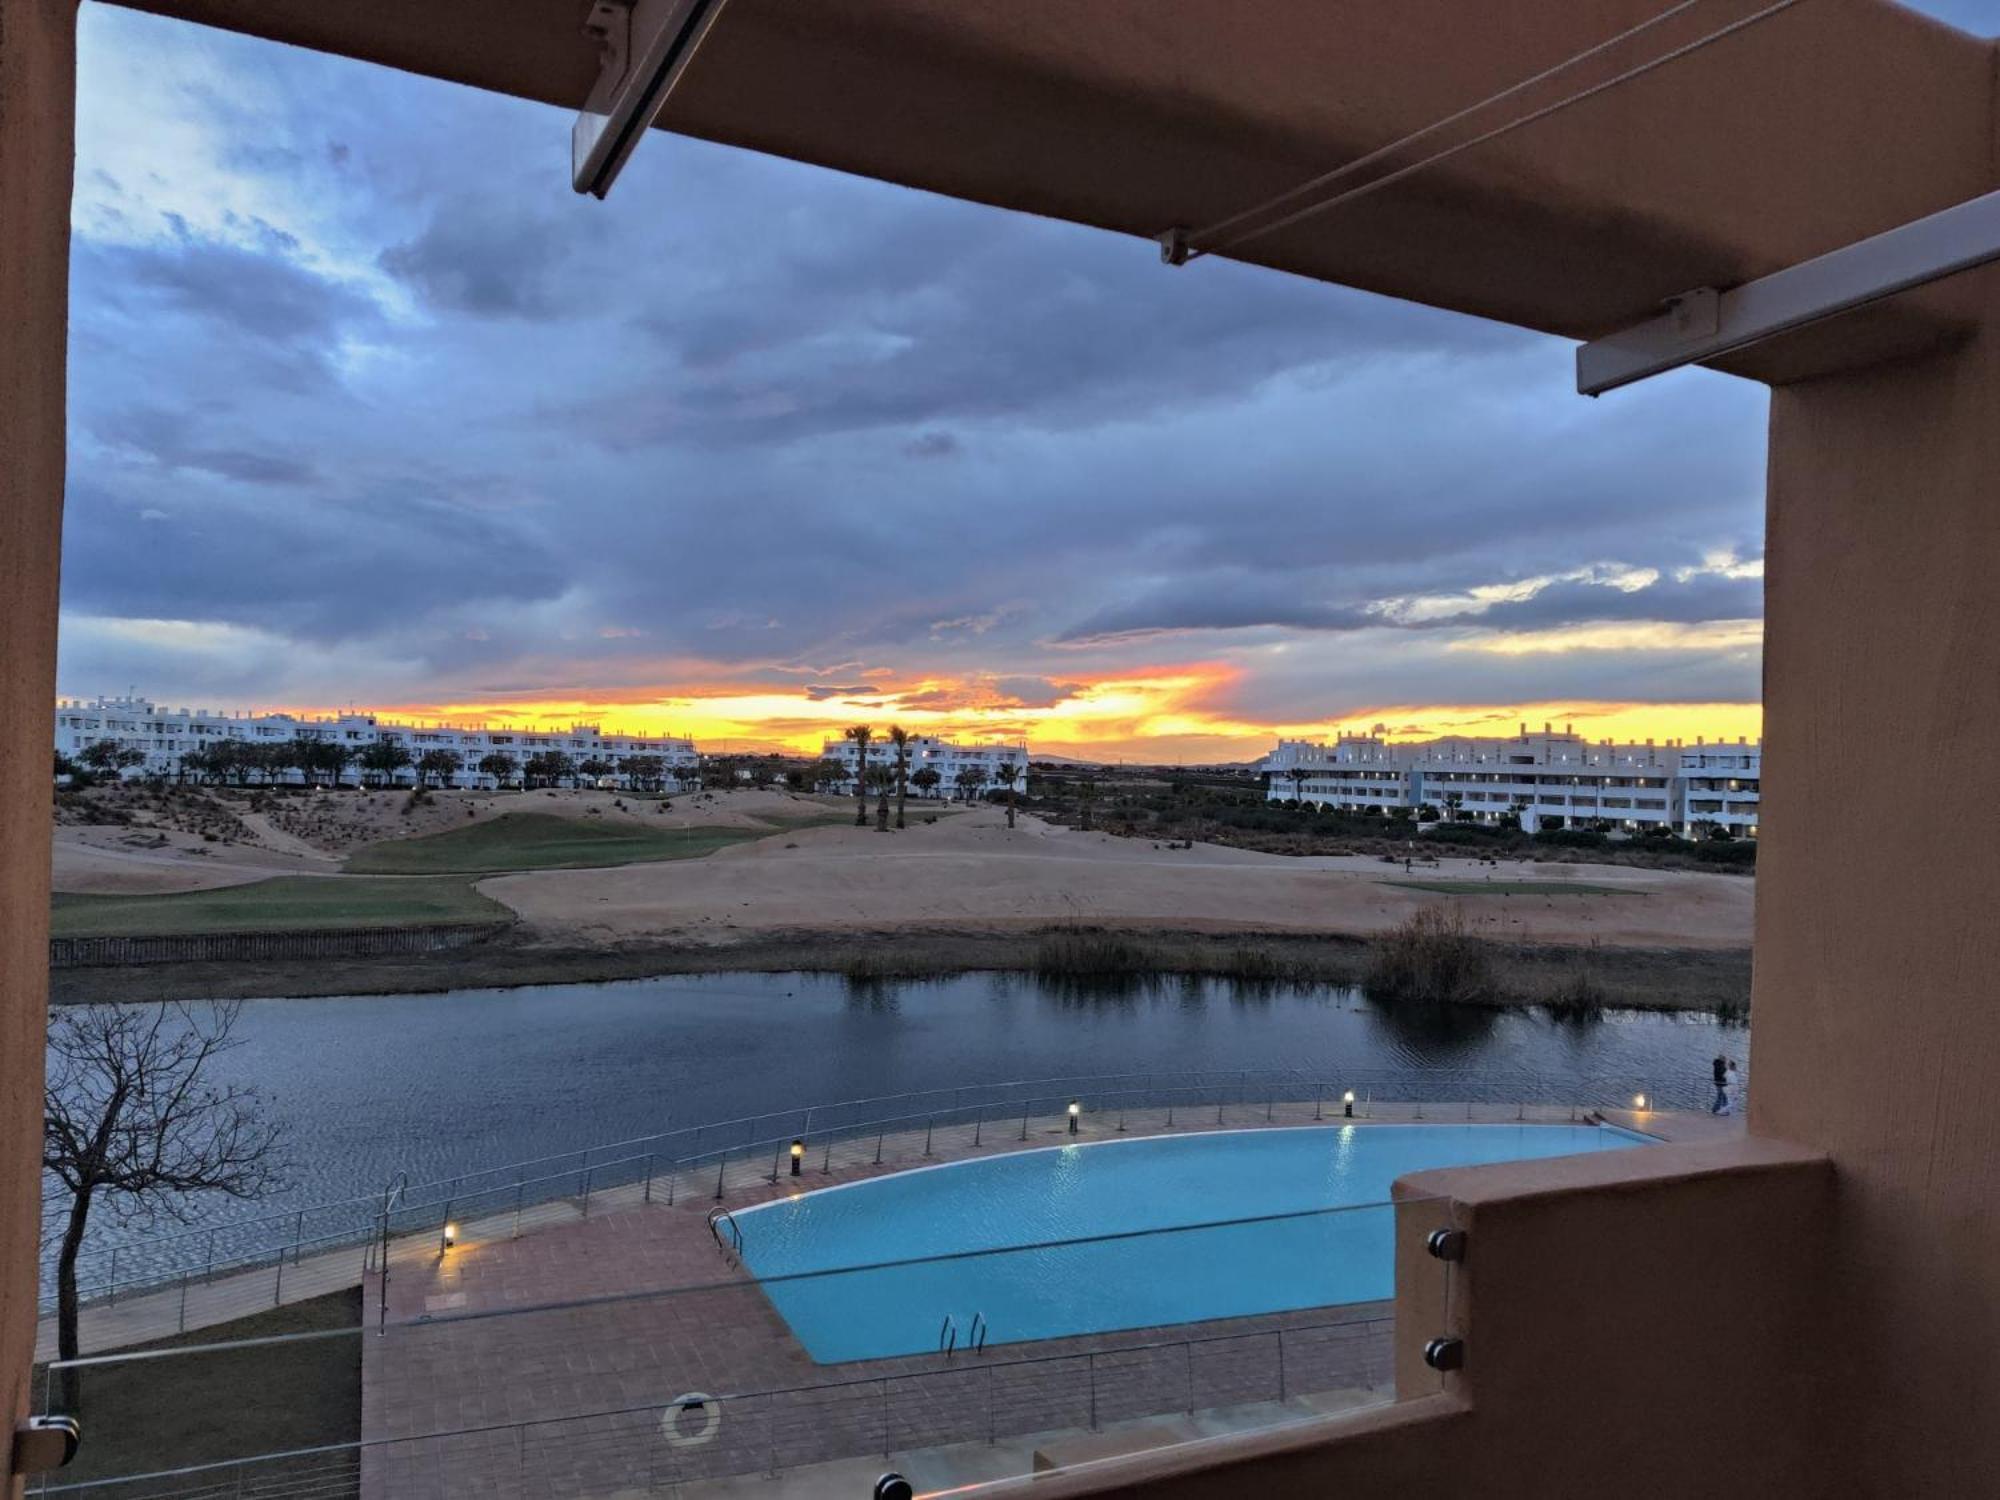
[442,1222,459,1250]
[790,1139,804,1177]
[1067,1101,1081,1136]
[1343,1090,1356,1120]
[1633,1094,1649,1112]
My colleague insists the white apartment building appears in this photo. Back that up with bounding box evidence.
[1260,722,1760,837]
[1677,743,1762,838]
[820,733,1028,799]
[1260,735,1419,813]
[54,694,700,790]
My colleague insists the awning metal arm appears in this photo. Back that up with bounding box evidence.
[1577,186,2000,396]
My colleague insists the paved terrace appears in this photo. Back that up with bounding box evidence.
[344,1103,1736,1498]
[35,1104,1742,1496]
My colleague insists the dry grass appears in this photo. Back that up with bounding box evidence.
[1363,906,1497,1005]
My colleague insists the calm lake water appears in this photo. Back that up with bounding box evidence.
[47,972,1745,1288]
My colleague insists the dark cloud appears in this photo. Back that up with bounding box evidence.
[72,229,381,393]
[1056,565,1762,647]
[991,677,1085,709]
[379,197,579,318]
[59,6,1776,728]
[1464,572,1762,632]
[904,431,960,460]
[1059,590,1377,646]
[92,407,319,486]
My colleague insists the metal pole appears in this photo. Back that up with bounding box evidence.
[714,1155,728,1201]
[108,1247,116,1306]
[582,1166,594,1216]
[821,1139,832,1174]
[179,1272,189,1333]
[974,1108,984,1148]
[768,1142,784,1184]
[205,1228,215,1285]
[924,1117,934,1156]
[643,1154,655,1204]
[273,1248,284,1306]
[1019,1103,1030,1141]
[1314,1082,1324,1121]
[376,1211,390,1334]
[293,1210,305,1265]
[875,1129,886,1165]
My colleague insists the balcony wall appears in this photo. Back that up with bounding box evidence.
[985,1137,1833,1497]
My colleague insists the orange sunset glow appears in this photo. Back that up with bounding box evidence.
[334,670,1763,763]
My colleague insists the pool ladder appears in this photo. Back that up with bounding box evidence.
[939,1313,990,1360]
[706,1207,744,1263]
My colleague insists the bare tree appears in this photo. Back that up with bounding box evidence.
[43,1001,287,1406]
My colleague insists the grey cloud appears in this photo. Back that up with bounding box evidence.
[991,677,1085,709]
[94,407,318,486]
[379,197,578,318]
[1463,572,1763,632]
[904,431,960,459]
[73,231,381,392]
[62,9,1775,722]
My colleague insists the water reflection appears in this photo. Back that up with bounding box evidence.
[49,968,1743,1276]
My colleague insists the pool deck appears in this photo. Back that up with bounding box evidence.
[343,1101,1733,1497]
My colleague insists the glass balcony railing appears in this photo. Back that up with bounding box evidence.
[36,1196,1449,1499]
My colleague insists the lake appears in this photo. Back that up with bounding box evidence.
[44,971,1745,1291]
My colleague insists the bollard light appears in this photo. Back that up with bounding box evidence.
[1343,1090,1355,1120]
[790,1138,804,1176]
[442,1222,459,1249]
[1633,1094,1648,1111]
[1067,1100,1080,1135]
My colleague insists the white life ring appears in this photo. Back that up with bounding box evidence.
[661,1392,722,1448]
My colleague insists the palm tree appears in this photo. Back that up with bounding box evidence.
[992,758,1021,829]
[955,766,985,805]
[1288,765,1311,806]
[911,766,941,801]
[888,726,912,829]
[814,757,847,793]
[843,725,873,826]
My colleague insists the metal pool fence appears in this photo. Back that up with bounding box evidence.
[45,1064,1697,1317]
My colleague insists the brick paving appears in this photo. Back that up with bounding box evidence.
[355,1107,1426,1498]
[43,1101,1729,1495]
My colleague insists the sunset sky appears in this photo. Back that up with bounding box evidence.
[57,1,1989,761]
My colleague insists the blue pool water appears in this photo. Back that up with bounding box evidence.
[735,1123,1649,1362]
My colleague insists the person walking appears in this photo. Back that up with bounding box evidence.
[1711,1055,1729,1115]
[1725,1057,1745,1117]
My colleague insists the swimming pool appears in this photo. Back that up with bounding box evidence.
[734,1123,1649,1362]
